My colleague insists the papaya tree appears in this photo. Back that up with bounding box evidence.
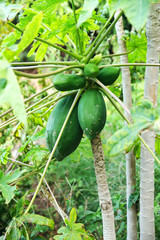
[0,0,160,239]
[115,10,137,240]
[140,3,160,239]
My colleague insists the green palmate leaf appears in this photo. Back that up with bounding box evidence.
[77,0,99,27]
[7,219,21,240]
[69,208,77,225]
[0,54,27,127]
[0,183,16,205]
[16,12,43,58]
[131,99,155,122]
[106,118,154,157]
[54,208,94,240]
[107,99,158,157]
[3,12,43,61]
[0,169,25,204]
[23,147,48,166]
[35,42,48,61]
[1,31,21,48]
[126,32,147,63]
[0,3,23,21]
[109,0,150,31]
[32,0,66,20]
[18,214,54,229]
[0,169,26,184]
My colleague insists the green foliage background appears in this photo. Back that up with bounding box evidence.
[0,0,160,239]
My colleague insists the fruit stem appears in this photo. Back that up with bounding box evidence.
[0,90,78,130]
[94,78,131,116]
[24,89,83,215]
[84,11,116,56]
[102,50,134,58]
[99,63,160,68]
[14,64,84,78]
[10,61,77,66]
[84,10,123,63]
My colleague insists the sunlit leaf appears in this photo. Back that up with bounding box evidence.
[126,32,147,63]
[54,208,94,239]
[7,219,21,240]
[0,3,23,21]
[106,119,154,157]
[0,54,27,127]
[69,208,77,225]
[77,0,99,27]
[0,169,25,204]
[18,214,54,229]
[109,0,150,31]
[16,12,43,58]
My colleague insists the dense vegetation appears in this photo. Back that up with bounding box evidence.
[0,0,160,239]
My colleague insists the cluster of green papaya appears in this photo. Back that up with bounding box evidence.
[46,63,120,161]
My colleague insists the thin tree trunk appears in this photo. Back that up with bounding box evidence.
[140,3,160,240]
[91,134,116,240]
[115,10,137,240]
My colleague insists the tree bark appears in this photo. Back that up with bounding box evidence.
[115,10,137,240]
[91,134,116,240]
[140,3,160,240]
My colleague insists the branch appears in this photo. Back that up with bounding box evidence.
[84,10,123,63]
[11,61,77,66]
[14,64,84,78]
[92,78,131,116]
[0,90,78,130]
[99,63,160,69]
[102,50,133,58]
[41,178,69,222]
[84,11,116,56]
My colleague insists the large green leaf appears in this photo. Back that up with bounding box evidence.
[106,119,154,157]
[18,214,54,229]
[0,54,27,127]
[0,169,25,204]
[0,3,23,21]
[54,208,94,240]
[106,100,157,157]
[32,0,66,20]
[126,32,147,63]
[6,219,21,240]
[16,12,43,56]
[77,0,99,27]
[109,0,150,31]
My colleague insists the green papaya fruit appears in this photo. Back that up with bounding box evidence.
[46,95,83,161]
[78,89,106,140]
[89,54,102,65]
[0,78,7,90]
[52,73,86,91]
[84,63,99,78]
[97,67,120,85]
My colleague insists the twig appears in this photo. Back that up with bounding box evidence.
[41,177,69,222]
[92,78,131,116]
[0,85,53,118]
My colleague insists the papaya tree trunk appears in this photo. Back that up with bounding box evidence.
[140,3,160,240]
[90,134,116,240]
[115,10,137,240]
